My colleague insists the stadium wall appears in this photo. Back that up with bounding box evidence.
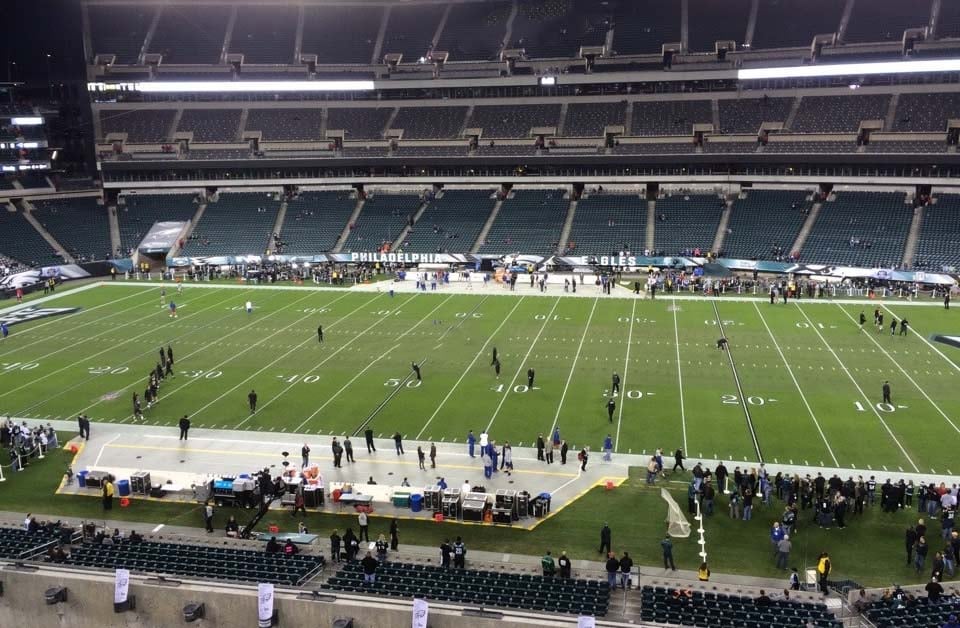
[0,564,612,628]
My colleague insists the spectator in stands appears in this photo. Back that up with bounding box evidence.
[330,529,341,563]
[755,590,772,607]
[605,552,619,589]
[266,537,281,553]
[926,576,944,601]
[619,552,633,589]
[389,519,399,551]
[375,534,388,563]
[344,528,359,561]
[816,552,831,595]
[225,516,239,538]
[129,530,142,544]
[541,550,556,577]
[558,551,571,578]
[361,551,379,584]
[283,539,299,556]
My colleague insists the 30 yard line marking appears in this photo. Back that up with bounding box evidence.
[796,304,919,471]
[0,286,156,358]
[753,302,839,466]
[614,299,636,452]
[547,297,599,437]
[254,294,425,420]
[671,299,688,454]
[836,304,960,435]
[296,294,454,432]
[713,300,762,462]
[486,297,561,433]
[881,304,960,373]
[416,297,526,439]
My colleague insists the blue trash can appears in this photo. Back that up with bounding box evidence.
[77,470,88,488]
[117,479,131,497]
[410,494,423,513]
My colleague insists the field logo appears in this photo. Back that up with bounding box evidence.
[0,306,80,327]
[931,334,960,350]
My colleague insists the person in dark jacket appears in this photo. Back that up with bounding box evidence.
[330,529,342,563]
[599,523,612,554]
[605,552,620,589]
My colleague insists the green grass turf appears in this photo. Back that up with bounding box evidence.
[3,446,954,588]
[2,283,959,473]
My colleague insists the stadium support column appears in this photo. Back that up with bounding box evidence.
[220,7,238,65]
[743,0,759,50]
[371,5,391,65]
[680,0,689,52]
[837,0,854,43]
[501,1,519,53]
[138,7,162,65]
[293,5,304,65]
[931,0,943,38]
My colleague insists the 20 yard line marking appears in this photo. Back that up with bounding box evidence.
[486,297,561,433]
[416,297,526,439]
[713,300,763,462]
[796,304,919,472]
[614,299,636,452]
[836,304,960,434]
[547,297,599,437]
[753,302,839,466]
[671,298,689,453]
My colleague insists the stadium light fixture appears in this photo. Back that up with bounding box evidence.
[88,80,374,93]
[539,76,556,86]
[738,58,960,80]
[11,117,42,125]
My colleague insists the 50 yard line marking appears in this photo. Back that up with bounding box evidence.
[613,299,636,452]
[671,299,688,453]
[547,297,599,437]
[713,300,763,462]
[753,302,839,466]
[486,297,561,433]
[796,303,919,472]
[416,297,526,439]
[836,304,960,435]
[294,294,455,432]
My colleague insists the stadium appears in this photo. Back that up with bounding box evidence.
[1,0,960,626]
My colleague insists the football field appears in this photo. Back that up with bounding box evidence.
[2,282,959,474]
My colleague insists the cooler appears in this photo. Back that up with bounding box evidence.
[393,491,411,508]
[117,480,131,497]
[410,494,423,513]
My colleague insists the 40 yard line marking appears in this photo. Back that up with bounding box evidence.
[753,302,839,466]
[486,297,561,433]
[547,297,599,437]
[671,298,688,453]
[836,304,960,435]
[614,299,636,452]
[416,297,526,439]
[796,303,919,472]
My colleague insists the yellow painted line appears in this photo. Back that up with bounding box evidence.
[102,443,578,478]
[528,475,628,530]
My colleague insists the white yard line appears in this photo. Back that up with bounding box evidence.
[671,299,689,453]
[485,297,561,433]
[0,286,154,355]
[75,289,325,419]
[0,289,231,400]
[172,293,388,427]
[291,294,453,432]
[753,302,839,466]
[835,304,960,435]
[416,297,526,439]
[547,298,599,438]
[0,289,183,372]
[93,434,122,467]
[881,304,960,373]
[613,299,636,452]
[796,304,919,472]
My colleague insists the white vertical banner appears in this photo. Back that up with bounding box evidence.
[114,568,130,604]
[577,616,596,628]
[258,583,275,626]
[412,597,429,628]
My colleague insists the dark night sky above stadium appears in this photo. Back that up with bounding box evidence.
[3,0,85,85]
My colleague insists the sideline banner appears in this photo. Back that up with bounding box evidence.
[114,568,130,604]
[258,583,274,626]
[412,597,429,628]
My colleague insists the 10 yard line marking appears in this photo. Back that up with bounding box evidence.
[547,297,599,437]
[486,297,561,433]
[671,299,688,453]
[614,299,636,452]
[796,304,919,472]
[881,305,960,373]
[753,302,839,466]
[416,297,526,439]
[293,294,453,432]
[836,304,960,434]
[713,300,763,462]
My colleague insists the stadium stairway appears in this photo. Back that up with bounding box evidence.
[20,202,74,264]
[556,199,577,254]
[107,205,121,257]
[646,199,656,251]
[711,197,734,253]
[333,197,364,253]
[270,199,288,253]
[470,195,503,253]
[900,202,925,268]
[391,197,430,251]
[790,198,823,257]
